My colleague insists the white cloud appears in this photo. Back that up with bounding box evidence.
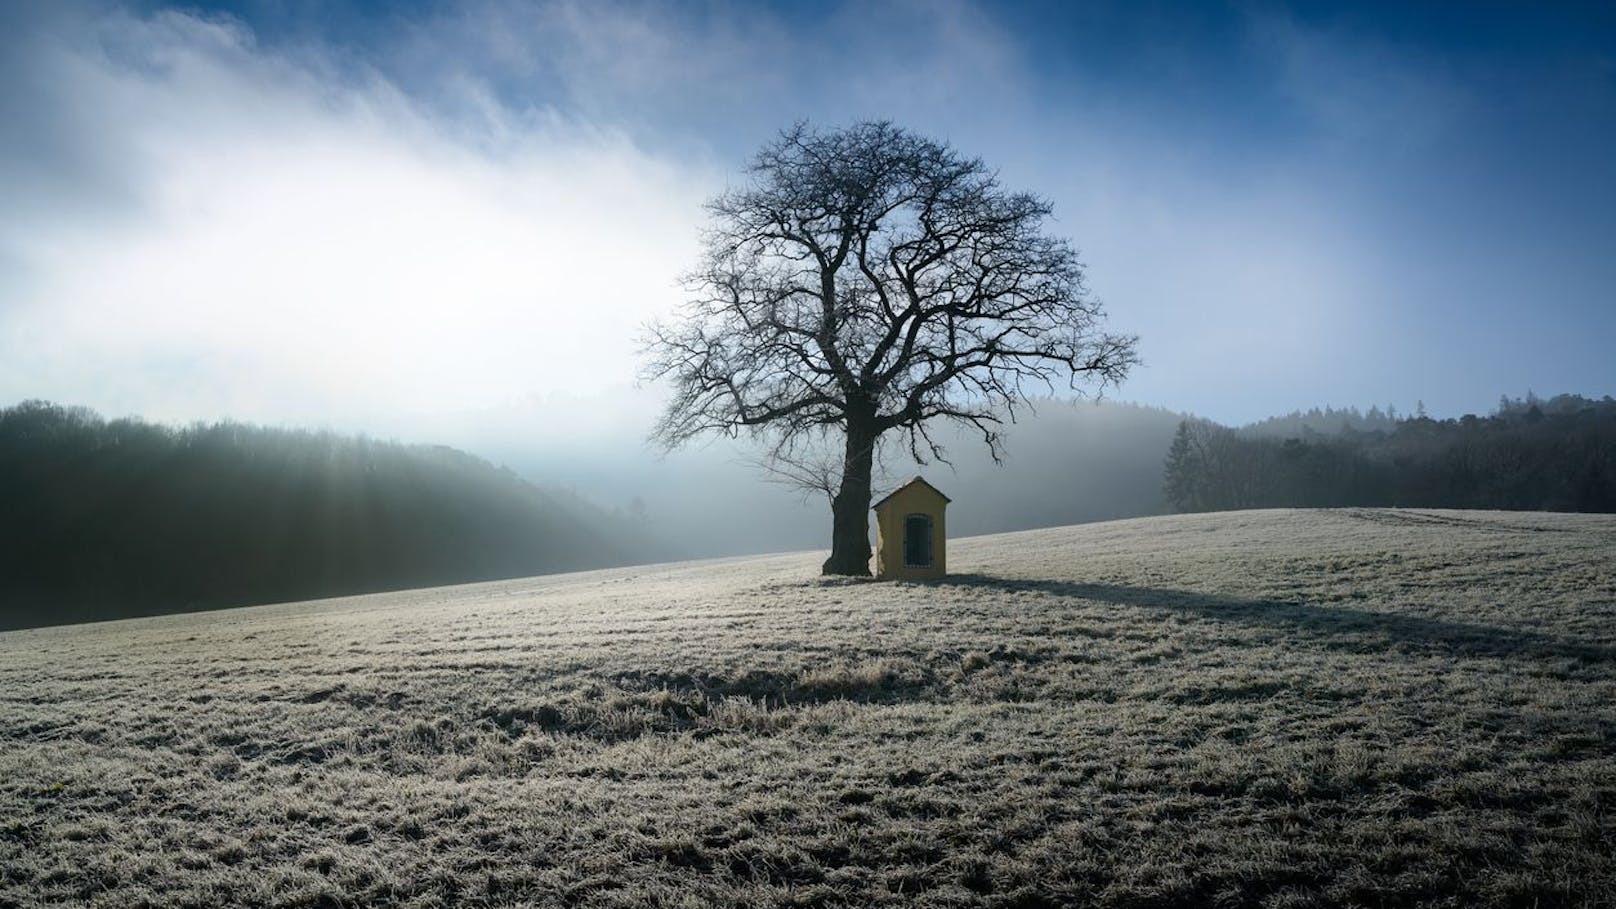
[5,0,1585,440]
[0,0,1053,436]
[0,5,712,429]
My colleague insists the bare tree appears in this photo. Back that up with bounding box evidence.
[642,121,1138,575]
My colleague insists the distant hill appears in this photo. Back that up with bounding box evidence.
[0,401,670,630]
[925,398,1188,535]
[1166,393,1616,514]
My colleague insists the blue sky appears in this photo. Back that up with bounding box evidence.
[2,0,1612,435]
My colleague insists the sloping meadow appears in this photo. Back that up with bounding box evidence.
[2,509,1614,907]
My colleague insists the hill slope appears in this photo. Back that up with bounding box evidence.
[0,401,669,629]
[2,509,1614,907]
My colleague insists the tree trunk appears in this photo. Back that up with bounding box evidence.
[822,416,877,576]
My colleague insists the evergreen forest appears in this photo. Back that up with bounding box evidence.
[1164,395,1616,514]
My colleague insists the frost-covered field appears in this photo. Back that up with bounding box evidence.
[3,508,1615,908]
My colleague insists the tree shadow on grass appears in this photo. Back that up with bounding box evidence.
[931,574,1616,666]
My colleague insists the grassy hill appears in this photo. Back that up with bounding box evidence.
[0,401,669,630]
[2,509,1613,907]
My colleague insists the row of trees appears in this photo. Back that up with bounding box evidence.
[1241,405,1404,439]
[1163,394,1616,514]
[0,401,657,630]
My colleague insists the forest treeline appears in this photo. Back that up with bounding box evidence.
[0,401,662,630]
[1164,394,1616,514]
[10,391,1612,630]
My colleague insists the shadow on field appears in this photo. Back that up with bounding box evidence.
[934,574,1615,664]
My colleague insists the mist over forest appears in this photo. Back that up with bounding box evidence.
[5,392,1613,630]
[467,397,1190,560]
[0,401,660,630]
[0,396,1190,629]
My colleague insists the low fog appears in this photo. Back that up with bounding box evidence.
[437,392,1187,560]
